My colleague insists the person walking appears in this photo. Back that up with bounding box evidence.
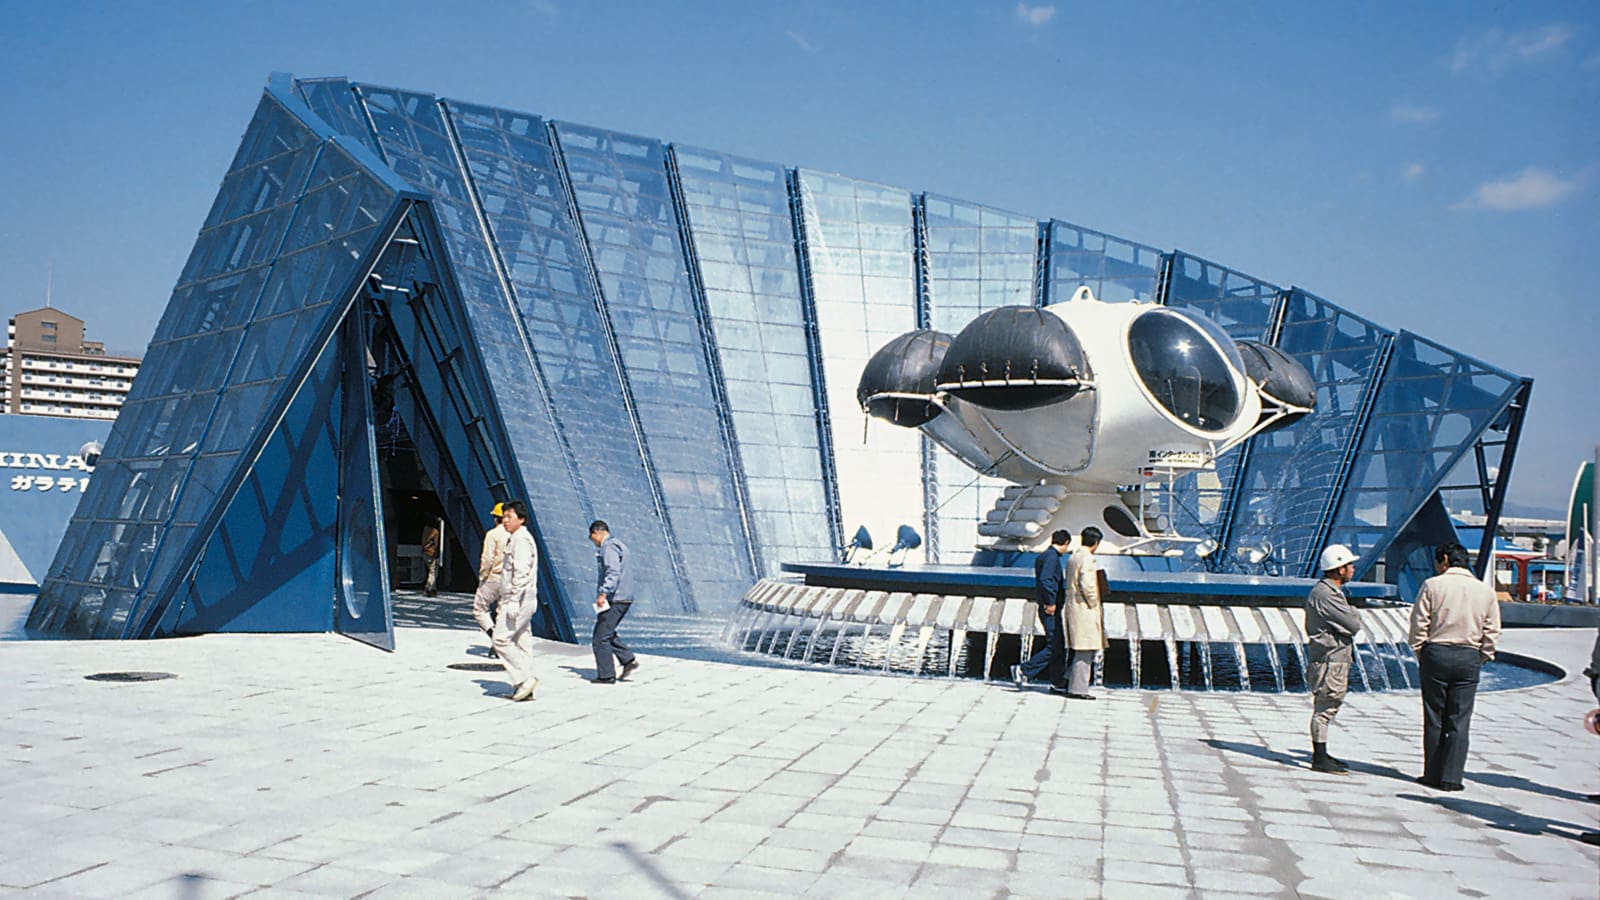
[496,501,539,702]
[421,517,442,597]
[1305,544,1362,774]
[473,502,510,641]
[1408,542,1500,792]
[1062,526,1107,700]
[589,520,640,684]
[1013,530,1072,691]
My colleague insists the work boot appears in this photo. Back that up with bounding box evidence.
[1311,741,1348,774]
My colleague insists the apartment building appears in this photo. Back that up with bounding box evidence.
[2,307,141,420]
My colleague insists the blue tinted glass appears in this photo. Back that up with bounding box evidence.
[294,79,382,157]
[923,195,1037,560]
[438,100,690,613]
[30,93,393,638]
[176,332,342,635]
[1227,291,1391,574]
[1046,221,1162,304]
[797,169,923,559]
[674,146,832,572]
[1162,252,1280,342]
[555,123,756,607]
[1323,331,1521,573]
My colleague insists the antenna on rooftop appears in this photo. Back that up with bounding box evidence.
[45,261,53,308]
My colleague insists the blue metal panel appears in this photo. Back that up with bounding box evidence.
[0,415,109,588]
[795,170,923,559]
[671,146,834,574]
[922,194,1038,560]
[1322,331,1524,575]
[1043,220,1163,304]
[436,99,690,613]
[553,122,757,610]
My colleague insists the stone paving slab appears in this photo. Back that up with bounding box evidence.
[1,623,1596,898]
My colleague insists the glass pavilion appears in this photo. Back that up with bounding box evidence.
[28,74,1531,648]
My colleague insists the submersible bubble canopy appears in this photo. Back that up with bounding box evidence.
[934,306,1090,411]
[856,329,952,426]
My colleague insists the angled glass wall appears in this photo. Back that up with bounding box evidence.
[171,328,343,635]
[796,170,923,558]
[922,195,1037,560]
[1042,220,1163,305]
[32,89,401,638]
[32,72,1539,641]
[436,98,688,612]
[1161,252,1280,342]
[552,123,757,609]
[1324,332,1523,574]
[672,146,833,573]
[1221,290,1393,574]
[345,82,682,614]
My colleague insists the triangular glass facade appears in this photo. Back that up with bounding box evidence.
[29,73,1533,642]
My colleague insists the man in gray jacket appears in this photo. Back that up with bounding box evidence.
[589,520,640,684]
[1305,544,1362,774]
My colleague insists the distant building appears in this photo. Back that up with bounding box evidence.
[2,307,141,420]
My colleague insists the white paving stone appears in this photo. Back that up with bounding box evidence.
[0,624,1594,897]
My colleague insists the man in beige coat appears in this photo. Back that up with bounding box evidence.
[1408,542,1499,791]
[496,501,539,702]
[1063,526,1107,699]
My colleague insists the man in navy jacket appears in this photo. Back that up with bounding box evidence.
[1013,530,1072,692]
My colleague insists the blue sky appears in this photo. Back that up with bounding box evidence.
[1,1,1594,513]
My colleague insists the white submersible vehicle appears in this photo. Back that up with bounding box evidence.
[728,288,1415,691]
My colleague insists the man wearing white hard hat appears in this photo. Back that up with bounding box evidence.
[1305,544,1363,774]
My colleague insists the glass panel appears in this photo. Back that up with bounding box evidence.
[923,195,1036,560]
[1322,331,1522,574]
[1225,290,1392,574]
[555,123,756,608]
[674,146,832,572]
[436,97,687,615]
[797,169,921,558]
[1046,220,1162,304]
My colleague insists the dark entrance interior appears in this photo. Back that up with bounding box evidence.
[373,387,473,595]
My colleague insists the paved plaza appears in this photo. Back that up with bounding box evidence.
[1,603,1597,898]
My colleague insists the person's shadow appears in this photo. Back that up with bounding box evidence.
[472,678,514,699]
[1466,771,1597,803]
[1398,792,1597,842]
[1201,739,1416,784]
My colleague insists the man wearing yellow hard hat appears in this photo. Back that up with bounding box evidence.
[473,502,511,640]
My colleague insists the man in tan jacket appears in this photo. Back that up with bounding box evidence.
[1408,542,1500,792]
[1062,526,1108,700]
[473,502,511,638]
